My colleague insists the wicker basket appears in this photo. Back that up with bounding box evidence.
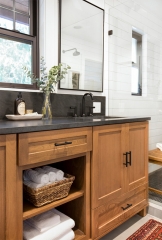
[23,174,75,207]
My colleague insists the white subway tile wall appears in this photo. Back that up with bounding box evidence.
[105,0,162,154]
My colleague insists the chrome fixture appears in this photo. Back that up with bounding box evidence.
[82,92,93,117]
[62,48,80,56]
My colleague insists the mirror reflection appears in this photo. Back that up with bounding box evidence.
[59,0,104,92]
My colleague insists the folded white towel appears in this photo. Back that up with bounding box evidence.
[42,166,64,181]
[23,209,75,240]
[55,229,75,240]
[35,167,57,183]
[24,180,44,189]
[24,169,49,184]
[156,143,162,151]
[26,210,60,232]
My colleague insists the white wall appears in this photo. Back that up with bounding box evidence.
[104,0,162,152]
[105,0,162,173]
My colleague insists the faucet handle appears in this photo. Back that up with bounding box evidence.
[89,106,95,116]
[70,106,77,117]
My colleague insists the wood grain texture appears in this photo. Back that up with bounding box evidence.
[149,148,162,162]
[0,145,5,240]
[138,206,147,217]
[18,127,92,166]
[0,134,22,240]
[91,124,126,209]
[91,184,148,239]
[20,134,91,239]
[126,122,148,192]
[91,121,149,239]
[57,153,91,239]
[23,187,84,220]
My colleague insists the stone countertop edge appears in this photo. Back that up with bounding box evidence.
[0,116,151,135]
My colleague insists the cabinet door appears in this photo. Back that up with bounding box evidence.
[0,135,22,240]
[91,124,126,209]
[126,122,148,192]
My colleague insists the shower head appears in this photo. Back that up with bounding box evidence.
[62,48,80,56]
[73,49,80,56]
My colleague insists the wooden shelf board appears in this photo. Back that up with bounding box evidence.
[74,229,85,240]
[23,187,84,220]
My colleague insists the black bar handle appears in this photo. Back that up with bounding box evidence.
[123,152,128,167]
[128,151,131,166]
[55,141,72,146]
[121,203,132,211]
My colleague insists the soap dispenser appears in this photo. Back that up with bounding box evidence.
[14,92,25,115]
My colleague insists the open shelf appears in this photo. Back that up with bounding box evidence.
[23,187,84,220]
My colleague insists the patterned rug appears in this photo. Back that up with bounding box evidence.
[126,219,162,240]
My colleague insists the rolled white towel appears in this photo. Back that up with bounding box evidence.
[26,210,60,233]
[23,209,75,240]
[42,166,64,181]
[156,143,162,151]
[35,167,57,183]
[24,169,49,184]
[24,180,44,189]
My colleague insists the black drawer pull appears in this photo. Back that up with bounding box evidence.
[55,141,72,146]
[121,203,132,211]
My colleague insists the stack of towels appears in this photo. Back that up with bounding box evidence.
[23,209,75,240]
[23,166,64,189]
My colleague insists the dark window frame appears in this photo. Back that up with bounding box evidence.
[0,0,39,90]
[131,30,142,96]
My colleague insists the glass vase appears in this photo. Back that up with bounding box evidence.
[42,91,52,119]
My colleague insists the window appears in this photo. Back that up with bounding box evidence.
[131,30,142,96]
[0,0,39,89]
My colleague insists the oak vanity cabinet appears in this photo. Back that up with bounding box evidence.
[17,127,92,240]
[91,122,148,239]
[0,134,21,240]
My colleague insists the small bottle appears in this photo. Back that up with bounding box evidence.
[14,92,25,115]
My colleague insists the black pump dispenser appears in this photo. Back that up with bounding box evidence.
[14,92,25,115]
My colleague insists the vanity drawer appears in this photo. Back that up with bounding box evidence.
[18,127,92,166]
[91,184,148,239]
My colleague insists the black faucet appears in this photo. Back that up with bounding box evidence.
[82,92,93,117]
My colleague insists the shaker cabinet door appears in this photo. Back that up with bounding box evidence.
[91,124,126,209]
[125,122,148,192]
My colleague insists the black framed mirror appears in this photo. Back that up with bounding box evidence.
[58,0,104,92]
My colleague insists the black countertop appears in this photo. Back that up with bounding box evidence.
[0,116,151,135]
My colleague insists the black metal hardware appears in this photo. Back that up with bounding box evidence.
[123,151,132,167]
[82,93,93,117]
[127,151,131,166]
[121,204,132,211]
[108,30,113,35]
[89,106,95,116]
[70,106,77,117]
[123,152,128,167]
[55,141,72,146]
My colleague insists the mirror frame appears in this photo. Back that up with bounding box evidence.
[58,0,104,92]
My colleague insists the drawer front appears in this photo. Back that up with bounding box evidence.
[18,127,92,166]
[91,184,148,239]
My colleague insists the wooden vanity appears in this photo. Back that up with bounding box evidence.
[0,120,149,240]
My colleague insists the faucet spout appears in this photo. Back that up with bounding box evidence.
[82,92,93,117]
